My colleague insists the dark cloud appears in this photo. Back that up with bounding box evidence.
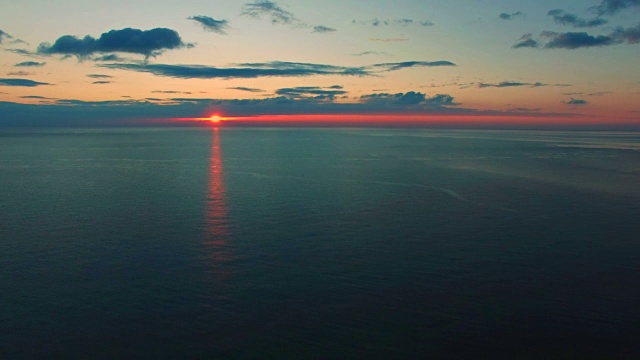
[478,81,549,88]
[101,61,369,78]
[87,74,113,79]
[610,23,640,43]
[328,85,343,89]
[512,33,539,48]
[312,25,336,33]
[227,86,265,92]
[547,9,607,28]
[593,0,640,15]
[515,22,640,49]
[420,21,435,27]
[360,91,455,106]
[373,61,456,71]
[0,29,11,43]
[92,81,111,84]
[37,28,189,58]
[93,54,126,62]
[542,31,615,49]
[101,59,455,79]
[275,86,348,99]
[14,61,46,67]
[0,78,50,87]
[242,1,299,26]
[20,95,56,99]
[396,19,413,26]
[565,98,588,105]
[188,16,230,34]
[499,11,524,20]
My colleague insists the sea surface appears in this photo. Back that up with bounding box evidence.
[1,127,639,358]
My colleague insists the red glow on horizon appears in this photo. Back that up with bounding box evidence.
[172,113,639,128]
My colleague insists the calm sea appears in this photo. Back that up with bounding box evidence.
[1,127,639,358]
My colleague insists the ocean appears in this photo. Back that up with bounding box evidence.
[1,127,639,358]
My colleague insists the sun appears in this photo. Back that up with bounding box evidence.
[209,114,222,123]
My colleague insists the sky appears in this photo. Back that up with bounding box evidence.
[1,0,639,127]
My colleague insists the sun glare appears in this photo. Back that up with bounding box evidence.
[210,114,222,123]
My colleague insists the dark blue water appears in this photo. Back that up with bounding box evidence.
[1,128,639,358]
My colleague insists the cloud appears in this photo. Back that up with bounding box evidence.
[0,29,13,43]
[5,48,37,56]
[420,21,435,27]
[499,11,524,20]
[477,81,567,88]
[312,25,336,33]
[353,18,430,27]
[547,9,607,28]
[188,16,230,34]
[328,85,343,89]
[360,91,456,106]
[564,98,588,105]
[373,61,456,71]
[14,61,46,67]
[352,51,390,56]
[0,78,50,87]
[7,71,34,76]
[610,23,640,43]
[242,1,300,26]
[227,86,265,92]
[512,33,539,48]
[369,38,408,42]
[275,86,348,99]
[593,0,640,15]
[101,61,369,78]
[20,95,56,99]
[37,28,189,58]
[513,25,640,49]
[542,31,615,49]
[151,90,193,94]
[92,81,111,84]
[87,74,113,79]
[93,54,126,62]
[100,59,455,79]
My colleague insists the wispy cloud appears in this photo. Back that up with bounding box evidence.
[564,98,588,105]
[0,78,50,87]
[100,59,456,79]
[373,61,456,71]
[369,38,408,42]
[312,25,336,33]
[275,86,347,99]
[37,28,190,58]
[188,16,230,34]
[0,29,11,44]
[91,81,111,85]
[592,0,640,15]
[87,74,113,79]
[100,61,369,78]
[499,11,524,20]
[6,71,34,76]
[353,18,432,27]
[14,61,46,67]
[242,1,300,26]
[151,90,193,94]
[477,81,570,88]
[352,51,391,56]
[547,9,607,28]
[227,86,265,93]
